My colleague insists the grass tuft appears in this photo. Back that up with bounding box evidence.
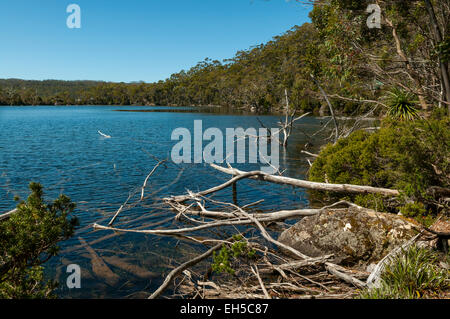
[360,245,449,299]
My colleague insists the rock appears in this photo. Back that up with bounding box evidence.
[278,208,417,267]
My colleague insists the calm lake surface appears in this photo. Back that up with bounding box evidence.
[0,105,327,298]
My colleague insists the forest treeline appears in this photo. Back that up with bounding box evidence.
[0,23,331,113]
[1,0,449,116]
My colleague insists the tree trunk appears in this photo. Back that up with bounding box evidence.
[385,16,428,110]
[424,0,450,113]
[310,74,339,142]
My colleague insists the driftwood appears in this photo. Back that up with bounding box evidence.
[251,265,271,299]
[0,208,17,221]
[91,159,414,299]
[108,160,167,226]
[168,171,267,203]
[233,201,368,289]
[94,206,322,235]
[366,233,422,288]
[210,164,400,197]
[167,198,352,220]
[325,263,366,289]
[95,204,367,298]
[140,160,166,201]
[300,150,319,158]
[108,193,133,226]
[180,206,322,219]
[258,255,333,274]
[230,203,312,260]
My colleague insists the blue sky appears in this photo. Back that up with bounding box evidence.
[0,0,311,83]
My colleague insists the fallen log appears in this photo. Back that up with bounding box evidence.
[300,150,319,158]
[90,159,404,298]
[231,204,313,260]
[0,208,17,221]
[78,237,120,286]
[325,263,366,289]
[168,171,265,203]
[210,164,400,197]
[259,255,333,274]
[172,204,325,220]
[93,209,323,236]
[102,256,158,279]
[366,233,421,288]
[251,265,271,299]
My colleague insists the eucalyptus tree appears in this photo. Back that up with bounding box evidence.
[300,0,450,112]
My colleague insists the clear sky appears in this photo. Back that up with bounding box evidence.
[0,0,312,83]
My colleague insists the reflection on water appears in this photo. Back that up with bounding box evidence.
[0,105,329,298]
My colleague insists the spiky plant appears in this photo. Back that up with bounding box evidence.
[385,88,419,121]
[360,245,449,299]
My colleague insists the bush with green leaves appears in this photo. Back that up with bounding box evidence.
[399,202,434,228]
[308,118,449,215]
[0,182,78,298]
[211,235,256,275]
[360,245,449,299]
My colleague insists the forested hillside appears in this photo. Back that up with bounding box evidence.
[0,23,363,114]
[0,79,104,105]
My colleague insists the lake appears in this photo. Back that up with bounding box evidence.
[0,105,327,298]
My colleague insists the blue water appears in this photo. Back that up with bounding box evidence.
[0,105,326,298]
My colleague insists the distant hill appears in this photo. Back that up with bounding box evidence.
[0,22,361,114]
[0,79,105,98]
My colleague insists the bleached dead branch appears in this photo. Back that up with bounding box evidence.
[0,208,17,221]
[210,164,400,197]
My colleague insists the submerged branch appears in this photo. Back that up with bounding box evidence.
[149,242,224,299]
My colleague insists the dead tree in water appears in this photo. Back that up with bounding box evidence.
[256,89,310,148]
[280,89,294,147]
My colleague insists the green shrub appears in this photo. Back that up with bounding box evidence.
[212,245,235,275]
[309,118,450,214]
[360,245,449,299]
[399,202,434,228]
[0,183,78,298]
[430,106,449,119]
[211,235,256,275]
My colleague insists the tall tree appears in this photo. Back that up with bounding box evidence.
[305,0,450,112]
